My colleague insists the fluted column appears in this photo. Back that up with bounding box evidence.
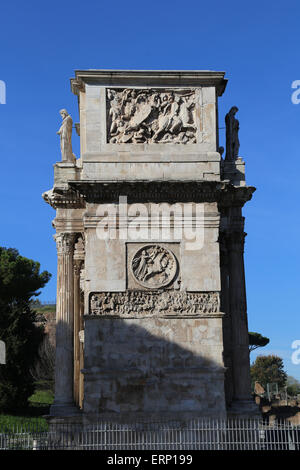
[220,233,234,405]
[227,231,252,402]
[73,235,85,407]
[50,232,78,416]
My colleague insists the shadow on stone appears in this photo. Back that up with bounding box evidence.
[81,315,228,423]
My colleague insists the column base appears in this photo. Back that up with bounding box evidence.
[50,402,82,417]
[227,399,261,419]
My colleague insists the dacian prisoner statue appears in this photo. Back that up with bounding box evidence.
[57,108,76,163]
[225,105,240,161]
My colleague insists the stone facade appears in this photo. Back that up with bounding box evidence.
[43,70,258,421]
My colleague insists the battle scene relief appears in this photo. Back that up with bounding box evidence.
[106,88,197,144]
[131,245,178,289]
[89,291,220,318]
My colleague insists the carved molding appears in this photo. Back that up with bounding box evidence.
[54,232,76,255]
[43,188,85,209]
[107,88,197,144]
[88,291,221,318]
[43,181,255,211]
[69,180,256,206]
[72,70,227,96]
[71,78,85,96]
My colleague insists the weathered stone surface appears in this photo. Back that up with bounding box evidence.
[83,317,226,419]
[43,69,257,420]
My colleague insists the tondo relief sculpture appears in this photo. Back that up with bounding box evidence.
[131,245,178,289]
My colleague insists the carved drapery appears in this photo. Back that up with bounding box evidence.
[57,109,75,163]
[225,106,240,162]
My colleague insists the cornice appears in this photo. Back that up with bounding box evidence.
[43,180,255,209]
[70,69,227,96]
[42,188,85,209]
[70,78,85,96]
[217,184,256,208]
[68,180,255,207]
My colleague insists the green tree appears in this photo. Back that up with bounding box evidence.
[286,376,300,396]
[0,247,51,411]
[248,332,270,352]
[250,355,287,390]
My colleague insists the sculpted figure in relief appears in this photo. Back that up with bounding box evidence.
[89,291,220,317]
[107,90,122,135]
[107,88,197,144]
[131,245,177,289]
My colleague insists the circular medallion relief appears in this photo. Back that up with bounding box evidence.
[131,245,177,289]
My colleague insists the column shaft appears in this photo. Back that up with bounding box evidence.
[73,259,82,406]
[220,234,234,405]
[228,231,252,401]
[51,232,77,415]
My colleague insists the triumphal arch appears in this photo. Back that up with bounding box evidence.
[43,70,258,421]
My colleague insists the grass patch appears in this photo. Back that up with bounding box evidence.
[29,389,54,406]
[33,305,56,313]
[0,414,48,432]
[39,305,56,312]
[0,388,54,432]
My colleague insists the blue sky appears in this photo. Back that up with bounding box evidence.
[0,0,299,379]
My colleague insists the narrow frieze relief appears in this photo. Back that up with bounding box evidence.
[89,291,220,318]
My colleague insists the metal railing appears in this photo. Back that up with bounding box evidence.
[0,419,299,450]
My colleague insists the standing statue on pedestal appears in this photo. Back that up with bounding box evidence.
[57,109,76,163]
[225,106,240,161]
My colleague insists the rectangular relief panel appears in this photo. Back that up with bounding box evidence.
[88,291,221,318]
[106,88,199,145]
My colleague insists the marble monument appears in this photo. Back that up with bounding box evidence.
[43,70,258,422]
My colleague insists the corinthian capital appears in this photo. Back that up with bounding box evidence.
[54,232,76,255]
